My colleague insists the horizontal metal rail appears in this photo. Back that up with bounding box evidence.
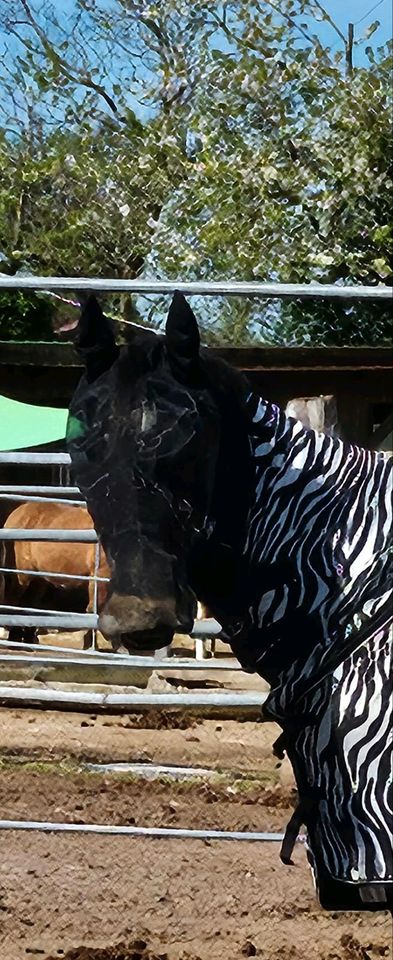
[0,565,109,582]
[0,493,84,506]
[0,452,71,464]
[86,761,220,779]
[0,685,266,708]
[0,640,232,667]
[0,818,289,843]
[193,618,223,637]
[0,276,391,300]
[0,609,221,633]
[0,653,240,671]
[0,636,119,656]
[0,529,97,541]
[0,637,108,655]
[0,603,96,616]
[0,486,81,495]
[0,613,97,628]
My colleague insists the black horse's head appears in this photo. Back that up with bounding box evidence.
[67,293,252,652]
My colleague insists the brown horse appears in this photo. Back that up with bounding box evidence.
[0,541,5,607]
[3,502,110,649]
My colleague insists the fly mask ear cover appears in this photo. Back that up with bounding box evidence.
[75,295,119,382]
[165,291,202,386]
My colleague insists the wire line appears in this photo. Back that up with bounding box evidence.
[354,0,386,27]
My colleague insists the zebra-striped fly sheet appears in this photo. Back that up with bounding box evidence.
[68,293,392,912]
[228,394,392,910]
[231,391,392,699]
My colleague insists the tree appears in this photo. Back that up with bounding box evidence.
[0,118,187,278]
[144,6,393,343]
[0,287,54,340]
[0,105,189,331]
[0,1,391,343]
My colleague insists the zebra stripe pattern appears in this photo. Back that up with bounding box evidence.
[231,395,392,909]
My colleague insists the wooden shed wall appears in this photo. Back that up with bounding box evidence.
[0,341,392,447]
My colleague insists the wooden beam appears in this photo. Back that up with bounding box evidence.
[1,341,392,372]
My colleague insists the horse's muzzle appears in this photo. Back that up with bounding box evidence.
[116,625,176,652]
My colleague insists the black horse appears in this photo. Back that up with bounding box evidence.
[67,293,392,913]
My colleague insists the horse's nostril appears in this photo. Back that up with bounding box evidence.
[98,592,195,649]
[98,612,122,638]
[120,625,175,652]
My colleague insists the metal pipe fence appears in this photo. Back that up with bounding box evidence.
[0,566,109,583]
[0,602,96,616]
[0,529,97,541]
[0,452,71,463]
[0,449,225,679]
[0,486,81,495]
[0,613,98,629]
[0,818,291,844]
[0,686,266,710]
[0,275,391,299]
[3,277,387,700]
[5,277,385,848]
[0,613,222,635]
[0,493,85,506]
[0,653,240,671]
[3,276,385,845]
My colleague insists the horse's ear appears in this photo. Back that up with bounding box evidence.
[75,295,119,381]
[165,292,201,384]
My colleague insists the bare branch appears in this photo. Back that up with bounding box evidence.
[204,6,264,51]
[17,0,118,113]
[257,0,314,46]
[310,1,347,44]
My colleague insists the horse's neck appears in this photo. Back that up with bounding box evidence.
[245,391,307,460]
[241,391,345,562]
[241,392,384,576]
[208,391,301,546]
[195,390,343,615]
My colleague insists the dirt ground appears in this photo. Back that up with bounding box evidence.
[0,707,391,960]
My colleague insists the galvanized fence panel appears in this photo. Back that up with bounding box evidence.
[0,276,391,299]
[0,449,228,681]
[2,277,389,700]
[1,277,387,842]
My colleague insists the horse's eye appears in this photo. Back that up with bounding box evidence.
[137,434,161,451]
[179,499,192,517]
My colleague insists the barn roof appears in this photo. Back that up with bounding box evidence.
[0,340,392,371]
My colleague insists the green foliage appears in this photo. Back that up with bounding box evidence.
[0,119,186,279]
[145,10,393,342]
[0,289,54,340]
[0,1,391,344]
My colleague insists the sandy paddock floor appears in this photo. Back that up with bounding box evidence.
[0,707,391,960]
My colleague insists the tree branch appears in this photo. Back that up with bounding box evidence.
[208,8,266,51]
[18,0,118,113]
[259,0,314,46]
[311,1,347,44]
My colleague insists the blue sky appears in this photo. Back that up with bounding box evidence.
[0,0,391,126]
[293,0,392,63]
[1,0,392,56]
[320,0,391,37]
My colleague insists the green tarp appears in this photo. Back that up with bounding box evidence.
[0,395,68,451]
